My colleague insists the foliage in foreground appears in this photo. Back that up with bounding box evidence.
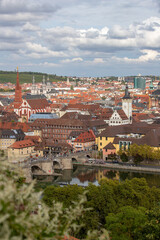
[0,163,109,240]
[43,178,160,239]
[105,204,160,240]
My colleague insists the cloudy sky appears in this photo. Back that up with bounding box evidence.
[0,0,160,77]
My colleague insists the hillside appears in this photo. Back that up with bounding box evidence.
[0,71,67,84]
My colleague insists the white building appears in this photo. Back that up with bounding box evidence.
[103,85,132,126]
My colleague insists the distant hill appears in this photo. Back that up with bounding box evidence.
[0,71,67,84]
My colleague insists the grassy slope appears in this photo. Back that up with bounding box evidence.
[0,71,67,84]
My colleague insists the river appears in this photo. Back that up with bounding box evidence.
[34,165,160,188]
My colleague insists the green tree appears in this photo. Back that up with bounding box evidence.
[133,153,144,165]
[128,144,158,163]
[43,178,160,238]
[120,152,129,162]
[70,85,74,90]
[43,184,84,208]
[140,205,160,240]
[105,206,147,240]
[101,96,106,100]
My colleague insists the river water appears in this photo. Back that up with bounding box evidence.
[35,165,160,187]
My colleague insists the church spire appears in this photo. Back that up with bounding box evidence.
[16,66,20,90]
[32,75,35,84]
[14,67,22,104]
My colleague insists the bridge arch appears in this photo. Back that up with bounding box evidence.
[72,157,78,163]
[53,160,62,169]
[31,165,43,174]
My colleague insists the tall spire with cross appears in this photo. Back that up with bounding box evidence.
[14,67,22,104]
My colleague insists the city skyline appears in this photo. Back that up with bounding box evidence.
[0,0,160,77]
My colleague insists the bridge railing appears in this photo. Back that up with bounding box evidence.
[20,149,96,167]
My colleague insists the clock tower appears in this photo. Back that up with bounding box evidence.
[122,85,132,123]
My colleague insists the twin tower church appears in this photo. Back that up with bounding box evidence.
[9,68,132,124]
[31,75,58,98]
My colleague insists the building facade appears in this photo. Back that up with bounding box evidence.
[31,76,58,99]
[0,129,25,150]
[8,139,36,162]
[134,77,146,90]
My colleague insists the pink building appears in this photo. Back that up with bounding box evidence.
[103,142,116,160]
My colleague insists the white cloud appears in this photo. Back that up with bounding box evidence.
[93,58,104,63]
[0,0,160,75]
[26,42,67,58]
[39,62,59,67]
[22,22,40,32]
[61,58,83,63]
[108,25,134,39]
[113,49,160,63]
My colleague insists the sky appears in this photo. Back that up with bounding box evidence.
[0,0,160,77]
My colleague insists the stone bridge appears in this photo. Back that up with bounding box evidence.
[22,150,93,182]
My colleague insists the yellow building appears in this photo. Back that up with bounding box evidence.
[96,135,115,151]
[0,129,25,150]
[0,138,16,150]
[96,125,160,157]
[95,169,119,182]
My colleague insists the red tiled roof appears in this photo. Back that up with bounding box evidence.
[9,102,22,109]
[24,135,41,143]
[9,139,35,149]
[31,118,85,129]
[117,109,128,120]
[103,142,116,150]
[62,103,100,112]
[95,108,113,119]
[27,99,50,109]
[0,122,31,132]
[74,129,95,143]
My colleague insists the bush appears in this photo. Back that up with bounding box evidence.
[0,163,109,240]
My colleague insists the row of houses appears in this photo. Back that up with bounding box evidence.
[0,70,160,162]
[1,118,160,162]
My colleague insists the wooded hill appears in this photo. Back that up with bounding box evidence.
[0,71,67,84]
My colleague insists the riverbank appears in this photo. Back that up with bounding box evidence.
[73,162,160,174]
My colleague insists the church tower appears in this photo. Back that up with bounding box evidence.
[42,75,46,94]
[67,77,70,86]
[14,67,22,104]
[31,75,37,95]
[122,85,132,122]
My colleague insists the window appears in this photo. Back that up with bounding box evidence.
[100,137,102,140]
[106,137,107,140]
[100,143,102,146]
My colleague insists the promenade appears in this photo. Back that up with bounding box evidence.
[73,162,160,174]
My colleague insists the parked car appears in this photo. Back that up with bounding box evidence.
[112,160,119,164]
